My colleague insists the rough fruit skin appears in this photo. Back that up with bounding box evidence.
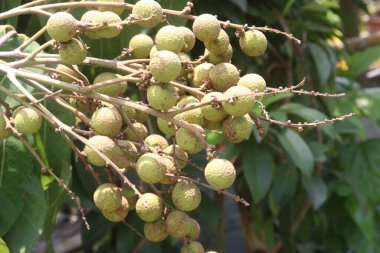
[102,196,129,222]
[176,124,204,154]
[160,157,177,184]
[13,107,42,134]
[47,12,77,42]
[165,211,190,238]
[203,119,221,130]
[69,97,92,113]
[201,92,227,121]
[204,44,233,65]
[123,106,148,123]
[186,218,201,240]
[136,153,166,183]
[123,122,148,142]
[98,11,122,38]
[80,10,102,39]
[223,86,255,116]
[129,34,154,59]
[144,219,168,242]
[149,45,158,58]
[113,140,138,168]
[180,241,205,253]
[172,181,201,211]
[56,64,80,83]
[204,159,236,190]
[192,14,221,42]
[239,30,267,57]
[136,193,163,222]
[174,105,204,126]
[209,63,240,92]
[149,50,181,82]
[147,84,177,111]
[91,107,122,137]
[193,62,214,88]
[177,96,200,108]
[155,25,185,53]
[59,38,87,65]
[157,117,176,136]
[83,135,119,166]
[177,52,191,77]
[122,188,137,210]
[132,0,163,28]
[238,73,266,93]
[145,134,169,150]
[222,114,253,143]
[163,144,188,170]
[178,26,196,52]
[93,72,127,97]
[96,0,125,15]
[204,29,230,54]
[93,183,122,212]
[0,128,11,140]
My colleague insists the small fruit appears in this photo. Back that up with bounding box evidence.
[223,86,255,116]
[0,112,7,131]
[222,114,253,143]
[204,44,233,65]
[96,0,125,16]
[157,115,176,136]
[193,62,214,88]
[165,210,190,238]
[155,25,185,53]
[13,107,42,134]
[123,122,148,142]
[59,38,87,65]
[135,193,163,222]
[69,97,93,113]
[129,34,154,59]
[149,45,159,58]
[147,84,177,111]
[122,188,137,210]
[91,106,122,137]
[149,50,182,82]
[204,159,236,190]
[144,219,168,242]
[178,26,196,52]
[239,30,267,57]
[203,119,222,130]
[136,153,166,183]
[98,11,122,39]
[160,158,177,184]
[209,63,239,91]
[132,0,163,28]
[56,64,80,83]
[192,14,220,42]
[204,29,230,54]
[186,218,201,240]
[145,134,169,150]
[83,135,119,166]
[92,72,127,97]
[177,52,191,77]
[174,105,204,126]
[102,196,129,222]
[180,241,205,253]
[47,12,77,42]
[176,124,204,154]
[177,96,200,108]
[93,183,122,212]
[238,73,266,93]
[172,181,201,211]
[113,139,138,168]
[123,106,148,123]
[80,10,102,39]
[163,144,188,169]
[200,92,227,122]
[0,128,11,140]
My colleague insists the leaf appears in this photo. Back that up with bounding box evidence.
[301,174,328,210]
[277,129,314,177]
[228,0,248,12]
[0,0,22,27]
[344,46,380,79]
[308,42,332,83]
[159,0,189,26]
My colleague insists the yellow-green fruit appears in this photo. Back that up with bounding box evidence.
[145,134,169,150]
[47,12,77,42]
[165,211,190,238]
[69,97,93,113]
[132,0,163,28]
[91,107,122,137]
[239,30,267,57]
[204,159,236,190]
[180,241,205,253]
[147,84,177,111]
[56,64,80,83]
[144,219,168,242]
[192,14,220,42]
[163,144,188,170]
[203,119,222,130]
[0,129,11,140]
[122,188,137,210]
[177,52,191,77]
[93,72,127,97]
[123,106,148,123]
[83,135,119,166]
[200,92,227,122]
[155,25,185,53]
[205,44,233,65]
[160,158,177,184]
[222,114,253,143]
[149,50,181,82]
[102,196,129,222]
[136,193,163,222]
[0,112,7,132]
[96,0,125,15]
[223,86,255,116]
[123,122,148,142]
[193,62,214,88]
[178,26,196,52]
[186,218,200,240]
[136,153,166,183]
[177,96,200,108]
[174,105,204,126]
[176,124,204,154]
[172,181,201,211]
[210,63,239,91]
[238,73,266,93]
[98,11,122,38]
[157,117,176,136]
[13,107,42,134]
[204,29,230,54]
[129,34,154,59]
[113,139,138,168]
[150,45,159,58]
[59,39,87,65]
[93,183,122,212]
[80,10,102,39]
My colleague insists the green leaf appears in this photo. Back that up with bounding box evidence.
[0,0,21,27]
[344,46,380,79]
[228,0,248,12]
[0,238,10,253]
[308,42,332,83]
[301,174,328,209]
[277,129,314,177]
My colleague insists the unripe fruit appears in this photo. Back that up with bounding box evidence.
[83,135,119,166]
[192,14,221,42]
[47,12,77,42]
[149,50,181,82]
[155,25,185,53]
[0,129,11,140]
[113,139,138,168]
[165,210,190,238]
[136,153,166,183]
[238,73,266,93]
[96,0,125,16]
[13,107,42,134]
[132,0,163,28]
[203,119,222,130]
[186,218,201,240]
[209,63,239,91]
[172,181,201,211]
[177,52,191,77]
[239,30,267,57]
[98,11,122,39]
[204,44,233,65]
[147,84,177,111]
[160,158,177,184]
[178,26,196,52]
[176,124,204,154]
[91,106,122,137]
[123,106,148,123]
[157,112,176,136]
[59,39,87,65]
[222,114,253,143]
[145,134,169,150]
[204,29,230,54]
[150,45,158,58]
[200,92,227,122]
[102,196,129,222]
[123,122,148,142]
[174,105,204,126]
[0,112,7,132]
[223,86,255,116]
[93,72,127,97]
[204,159,236,190]
[180,241,205,253]
[144,219,168,242]
[129,34,154,59]
[56,64,80,83]
[177,96,200,108]
[163,144,188,170]
[136,193,163,222]
[80,10,102,39]
[93,183,122,212]
[122,188,137,210]
[193,62,214,88]
[69,97,93,113]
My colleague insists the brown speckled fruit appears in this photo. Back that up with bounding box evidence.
[59,39,87,65]
[160,157,177,184]
[132,0,163,28]
[163,144,188,170]
[98,11,122,39]
[80,10,102,39]
[180,241,205,253]
[135,193,163,222]
[102,196,129,222]
[136,153,166,183]
[144,219,168,242]
[96,0,125,16]
[200,92,227,122]
[155,25,185,53]
[222,114,253,143]
[165,210,190,238]
[83,135,119,166]
[93,183,122,212]
[204,29,230,54]
[122,106,148,123]
[186,218,201,240]
[177,52,191,77]
[129,34,154,59]
[145,134,169,150]
[204,158,236,190]
[47,12,77,42]
[209,63,239,91]
[192,14,220,42]
[92,72,127,97]
[222,86,255,117]
[157,107,177,136]
[91,106,122,137]
[204,44,233,65]
[12,107,42,134]
[239,30,267,57]
[174,104,204,126]
[178,26,196,52]
[56,64,80,83]
[122,188,137,210]
[193,62,214,88]
[172,181,201,211]
[177,96,200,108]
[176,124,204,154]
[147,84,177,111]
[149,50,182,82]
[238,73,266,93]
[123,122,148,142]
[113,139,138,168]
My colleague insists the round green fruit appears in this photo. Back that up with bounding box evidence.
[209,63,239,91]
[192,14,220,42]
[59,38,87,65]
[204,29,230,54]
[135,193,163,222]
[144,219,168,242]
[102,196,129,222]
[239,30,267,57]
[155,25,185,53]
[180,241,205,253]
[172,181,201,211]
[98,11,122,39]
[13,107,42,134]
[222,114,253,143]
[113,139,138,168]
[96,0,125,15]
[162,144,188,170]
[129,34,154,59]
[200,92,227,122]
[0,128,11,140]
[93,72,127,97]
[174,105,204,126]
[145,134,169,150]
[203,119,222,130]
[177,96,200,108]
[149,45,158,58]
[47,12,77,42]
[178,26,196,52]
[91,106,122,137]
[93,183,122,212]
[176,124,204,154]
[186,218,201,240]
[149,50,181,82]
[223,86,255,116]
[83,135,119,166]
[136,153,166,183]
[132,0,163,28]
[165,210,190,238]
[238,73,266,93]
[204,44,233,65]
[122,106,148,123]
[56,64,80,83]
[123,122,148,142]
[122,188,137,210]
[157,115,176,136]
[204,158,236,190]
[177,52,191,77]
[147,84,177,111]
[160,157,177,184]
[193,62,214,88]
[80,10,102,39]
